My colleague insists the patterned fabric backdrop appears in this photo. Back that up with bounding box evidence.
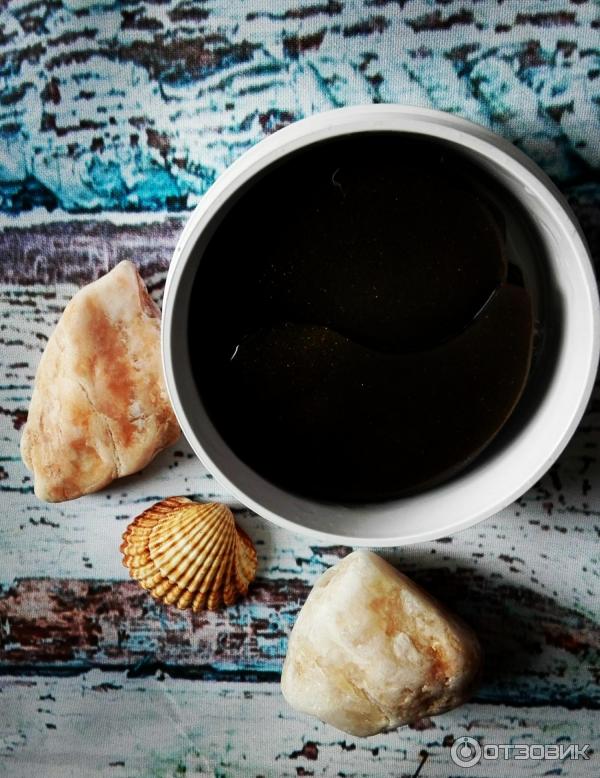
[0,1,598,777]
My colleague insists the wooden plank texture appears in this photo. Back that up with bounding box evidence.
[0,217,185,285]
[0,187,599,285]
[0,0,598,213]
[0,676,598,778]
[0,567,598,709]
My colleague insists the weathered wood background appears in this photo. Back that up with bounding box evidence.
[0,1,599,776]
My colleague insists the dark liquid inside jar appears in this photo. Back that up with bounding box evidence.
[189,133,541,502]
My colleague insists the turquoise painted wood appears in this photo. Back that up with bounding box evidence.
[0,0,598,213]
[0,677,598,778]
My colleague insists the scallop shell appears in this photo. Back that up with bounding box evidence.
[120,497,257,611]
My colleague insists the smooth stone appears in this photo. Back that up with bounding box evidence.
[21,261,180,501]
[281,550,482,737]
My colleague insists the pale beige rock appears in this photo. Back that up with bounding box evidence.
[281,550,481,737]
[21,261,180,502]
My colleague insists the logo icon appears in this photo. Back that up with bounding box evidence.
[450,736,482,768]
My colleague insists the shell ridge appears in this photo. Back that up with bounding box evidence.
[151,520,235,582]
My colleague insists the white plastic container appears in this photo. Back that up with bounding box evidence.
[162,105,599,546]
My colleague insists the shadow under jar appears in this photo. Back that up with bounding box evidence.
[188,133,557,503]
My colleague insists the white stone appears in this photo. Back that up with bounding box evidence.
[281,550,481,737]
[21,261,180,501]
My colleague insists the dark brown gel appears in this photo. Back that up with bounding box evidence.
[190,133,534,501]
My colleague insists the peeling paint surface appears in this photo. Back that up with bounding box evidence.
[0,0,598,212]
[1,676,599,778]
[0,1,599,776]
